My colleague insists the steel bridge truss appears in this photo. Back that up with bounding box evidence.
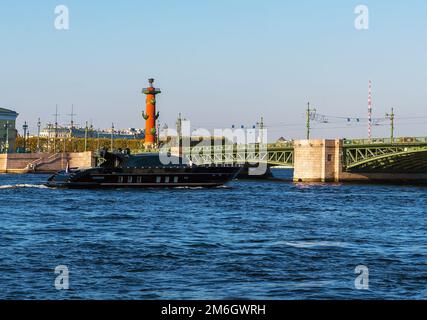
[344,139,427,173]
[182,145,294,167]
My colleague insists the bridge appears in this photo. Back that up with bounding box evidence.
[343,137,427,173]
[180,137,427,173]
[2,136,425,181]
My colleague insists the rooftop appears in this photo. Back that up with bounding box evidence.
[0,107,19,121]
[0,107,18,115]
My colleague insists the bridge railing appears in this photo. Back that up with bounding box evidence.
[343,137,427,146]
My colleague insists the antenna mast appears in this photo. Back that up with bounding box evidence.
[306,102,316,140]
[368,80,373,139]
[68,104,77,129]
[53,105,60,153]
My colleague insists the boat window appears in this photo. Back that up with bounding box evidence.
[137,176,142,183]
[165,176,170,183]
[174,177,178,183]
[118,176,124,183]
[156,176,161,183]
[127,176,133,183]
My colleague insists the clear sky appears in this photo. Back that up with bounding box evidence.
[1,0,426,141]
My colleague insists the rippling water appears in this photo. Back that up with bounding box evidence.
[0,170,426,299]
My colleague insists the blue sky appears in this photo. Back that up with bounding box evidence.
[1,0,426,140]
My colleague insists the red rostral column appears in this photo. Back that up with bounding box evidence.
[142,78,161,147]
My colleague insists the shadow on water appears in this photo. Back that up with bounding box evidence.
[266,168,427,188]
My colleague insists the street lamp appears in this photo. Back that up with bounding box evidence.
[37,118,41,152]
[256,117,265,144]
[111,123,115,151]
[84,121,88,152]
[22,121,28,151]
[97,130,100,151]
[27,131,30,152]
[385,108,395,142]
[4,121,10,154]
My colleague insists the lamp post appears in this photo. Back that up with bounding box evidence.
[257,117,265,144]
[47,133,50,153]
[27,131,30,152]
[4,121,10,154]
[111,123,115,151]
[69,127,73,151]
[37,118,41,152]
[386,108,395,142]
[54,105,59,153]
[22,121,28,151]
[89,123,94,151]
[306,102,316,140]
[84,121,88,152]
[156,122,160,146]
[97,130,100,151]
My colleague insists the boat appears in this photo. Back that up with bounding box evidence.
[46,149,242,189]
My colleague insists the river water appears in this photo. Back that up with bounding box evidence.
[0,170,426,299]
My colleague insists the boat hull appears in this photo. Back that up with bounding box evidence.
[46,166,241,189]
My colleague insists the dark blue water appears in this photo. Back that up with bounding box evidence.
[0,170,426,300]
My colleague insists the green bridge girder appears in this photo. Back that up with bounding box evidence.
[181,143,294,167]
[343,137,427,173]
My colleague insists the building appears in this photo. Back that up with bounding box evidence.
[40,125,145,140]
[276,137,292,144]
[0,107,19,153]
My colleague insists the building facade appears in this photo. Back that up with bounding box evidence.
[0,107,19,153]
[40,125,144,140]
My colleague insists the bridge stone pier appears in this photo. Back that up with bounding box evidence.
[293,139,427,183]
[293,139,341,183]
